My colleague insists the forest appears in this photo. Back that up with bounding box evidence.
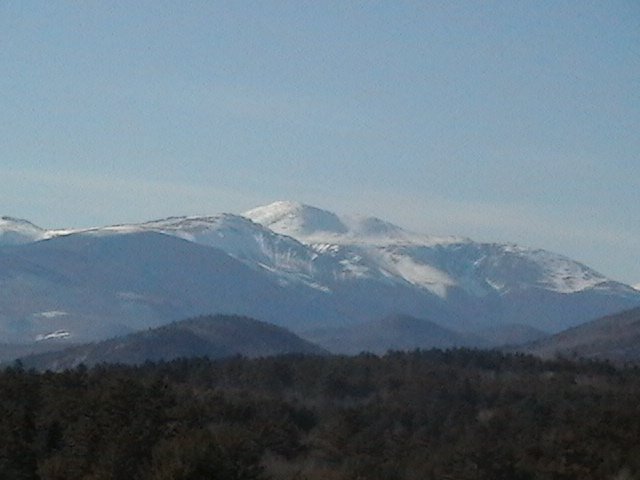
[1,349,639,480]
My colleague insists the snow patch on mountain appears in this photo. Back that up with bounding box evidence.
[35,330,71,341]
[34,311,68,319]
[371,249,456,297]
[516,249,607,293]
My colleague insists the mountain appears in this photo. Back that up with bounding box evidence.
[0,230,340,344]
[245,201,440,245]
[245,201,640,332]
[518,307,640,363]
[301,314,485,355]
[1,202,639,346]
[17,314,327,371]
[0,216,73,246]
[0,340,75,363]
[0,216,48,245]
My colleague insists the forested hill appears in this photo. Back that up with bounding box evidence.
[2,349,640,479]
[18,314,327,371]
[519,306,640,362]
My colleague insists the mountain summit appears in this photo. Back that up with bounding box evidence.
[244,201,454,245]
[244,201,350,237]
[0,216,48,245]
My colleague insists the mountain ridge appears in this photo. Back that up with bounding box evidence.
[517,307,640,362]
[1,202,631,298]
[301,314,487,355]
[16,314,327,371]
[1,201,639,344]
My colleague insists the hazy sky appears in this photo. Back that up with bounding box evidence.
[1,1,639,285]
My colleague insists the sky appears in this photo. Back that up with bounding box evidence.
[1,1,639,285]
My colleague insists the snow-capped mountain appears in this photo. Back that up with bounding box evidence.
[244,201,626,298]
[1,201,639,344]
[243,202,639,332]
[245,200,458,246]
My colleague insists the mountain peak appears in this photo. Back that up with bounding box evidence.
[0,216,47,245]
[243,200,412,239]
[1,216,44,230]
[244,201,463,248]
[346,215,407,238]
[244,201,349,237]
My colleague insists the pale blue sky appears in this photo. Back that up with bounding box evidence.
[1,1,639,284]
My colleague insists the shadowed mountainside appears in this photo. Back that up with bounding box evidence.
[302,314,487,355]
[517,307,640,362]
[18,314,327,371]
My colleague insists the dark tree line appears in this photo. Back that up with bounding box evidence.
[1,349,640,479]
